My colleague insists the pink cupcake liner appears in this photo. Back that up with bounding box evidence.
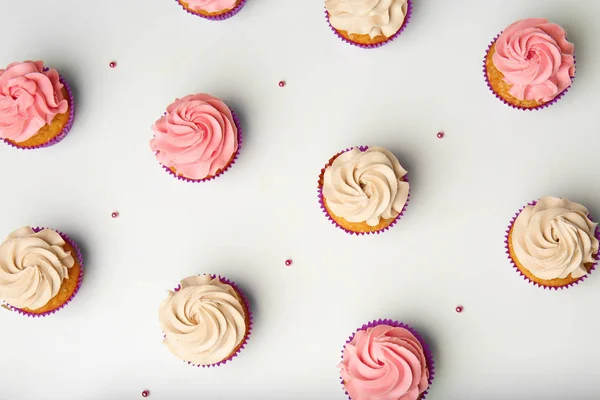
[168,274,253,368]
[175,0,246,21]
[325,0,412,49]
[483,33,576,111]
[505,200,599,290]
[317,146,410,236]
[4,227,84,317]
[340,319,435,400]
[159,108,243,183]
[4,74,75,150]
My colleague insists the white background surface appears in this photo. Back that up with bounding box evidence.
[1,0,600,399]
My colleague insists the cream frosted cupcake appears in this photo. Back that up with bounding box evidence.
[150,93,242,182]
[325,0,412,48]
[0,227,83,317]
[318,146,410,235]
[506,197,600,289]
[159,275,252,367]
[176,0,246,20]
[0,61,74,149]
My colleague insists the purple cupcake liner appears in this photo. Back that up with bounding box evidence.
[318,146,410,236]
[4,74,75,150]
[159,108,243,183]
[483,33,576,111]
[167,274,253,368]
[325,0,412,49]
[175,0,246,21]
[340,319,435,400]
[505,200,599,290]
[4,227,84,317]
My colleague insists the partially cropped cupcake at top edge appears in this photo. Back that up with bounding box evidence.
[0,61,74,149]
[485,18,575,110]
[150,93,242,182]
[325,0,412,48]
[159,274,252,367]
[318,146,409,235]
[506,196,600,289]
[340,319,434,400]
[0,227,83,317]
[176,0,246,20]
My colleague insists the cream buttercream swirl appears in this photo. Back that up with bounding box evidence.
[325,0,408,39]
[323,147,409,226]
[159,275,247,365]
[0,227,74,310]
[513,197,599,280]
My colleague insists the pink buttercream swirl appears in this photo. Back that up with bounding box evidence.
[0,61,68,142]
[340,324,429,400]
[185,0,237,13]
[150,93,238,180]
[492,18,575,103]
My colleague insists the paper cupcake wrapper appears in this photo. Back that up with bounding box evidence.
[176,0,246,21]
[4,227,83,317]
[169,274,253,368]
[483,33,576,111]
[4,74,75,150]
[160,108,243,183]
[325,0,412,49]
[504,201,599,290]
[317,146,410,236]
[340,319,435,400]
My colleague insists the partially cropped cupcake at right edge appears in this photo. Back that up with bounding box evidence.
[176,0,246,20]
[0,61,74,149]
[325,0,412,48]
[484,19,575,110]
[506,197,600,289]
[339,319,434,400]
[318,146,409,235]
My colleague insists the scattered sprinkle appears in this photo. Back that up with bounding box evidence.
[455,305,463,313]
[437,131,444,139]
[278,80,286,88]
[111,212,119,219]
[285,259,293,267]
[142,390,150,397]
[109,61,117,68]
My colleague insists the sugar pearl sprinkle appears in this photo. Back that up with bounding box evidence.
[111,211,119,219]
[285,259,293,267]
[455,305,463,313]
[278,80,286,87]
[109,61,117,68]
[142,390,150,397]
[437,131,444,139]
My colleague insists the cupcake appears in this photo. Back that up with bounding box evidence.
[0,227,83,317]
[506,197,600,289]
[150,93,242,182]
[484,18,575,110]
[339,319,434,400]
[318,146,409,235]
[159,274,252,367]
[0,61,74,149]
[176,0,246,20]
[325,0,412,48]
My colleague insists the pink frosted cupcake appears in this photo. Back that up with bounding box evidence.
[339,319,434,400]
[150,93,242,182]
[176,0,246,20]
[159,274,252,367]
[484,18,575,110]
[0,61,74,149]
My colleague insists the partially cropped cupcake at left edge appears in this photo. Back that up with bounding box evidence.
[318,146,410,235]
[0,227,83,317]
[484,19,575,110]
[506,196,600,289]
[159,274,252,367]
[0,61,74,149]
[150,93,242,182]
[339,319,434,400]
[176,0,246,20]
[325,0,412,48]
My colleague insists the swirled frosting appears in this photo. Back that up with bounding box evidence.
[150,93,238,180]
[0,61,68,142]
[159,275,247,365]
[323,147,409,226]
[325,0,408,39]
[512,197,599,280]
[492,18,575,103]
[0,227,74,310]
[184,0,237,12]
[340,324,429,400]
